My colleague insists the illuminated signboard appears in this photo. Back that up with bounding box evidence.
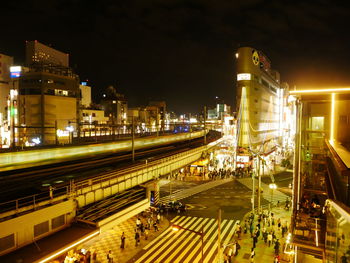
[237,73,251,81]
[10,66,22,78]
[237,155,250,163]
[81,81,87,86]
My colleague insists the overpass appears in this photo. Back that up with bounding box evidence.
[0,135,224,258]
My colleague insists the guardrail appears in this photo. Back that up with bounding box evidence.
[0,186,70,220]
[74,145,208,193]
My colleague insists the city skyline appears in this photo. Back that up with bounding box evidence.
[1,1,350,113]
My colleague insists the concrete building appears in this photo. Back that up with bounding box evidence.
[235,47,287,167]
[100,86,128,126]
[16,41,80,146]
[80,83,91,108]
[26,40,69,67]
[0,53,13,147]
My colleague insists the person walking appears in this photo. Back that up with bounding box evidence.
[252,234,258,249]
[232,241,237,257]
[120,232,125,249]
[250,248,255,263]
[227,246,233,263]
[107,250,114,263]
[153,221,159,231]
[274,239,280,255]
[145,228,149,240]
[135,231,140,247]
[277,218,281,231]
[136,217,141,230]
[268,232,273,247]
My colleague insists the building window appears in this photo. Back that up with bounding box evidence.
[0,234,15,253]
[55,89,69,96]
[52,215,65,229]
[34,221,49,238]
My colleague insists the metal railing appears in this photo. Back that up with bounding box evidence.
[0,186,69,220]
[74,145,209,194]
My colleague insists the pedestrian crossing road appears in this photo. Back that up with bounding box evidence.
[159,178,232,204]
[135,215,239,263]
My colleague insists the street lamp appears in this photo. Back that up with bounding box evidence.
[269,183,277,210]
[172,224,204,263]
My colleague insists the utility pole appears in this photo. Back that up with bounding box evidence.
[156,108,159,137]
[258,156,262,214]
[204,106,207,145]
[132,116,135,162]
[252,168,255,214]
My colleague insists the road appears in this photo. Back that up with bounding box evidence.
[130,173,293,262]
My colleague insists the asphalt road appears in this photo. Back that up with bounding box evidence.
[159,172,293,221]
[160,179,253,221]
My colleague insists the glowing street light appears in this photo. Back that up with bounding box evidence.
[171,224,204,263]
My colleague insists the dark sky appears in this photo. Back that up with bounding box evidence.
[1,0,350,114]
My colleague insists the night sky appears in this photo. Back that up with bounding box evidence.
[1,0,350,114]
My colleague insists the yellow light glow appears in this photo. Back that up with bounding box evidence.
[37,230,100,263]
[172,226,179,232]
[290,87,350,94]
[330,93,335,142]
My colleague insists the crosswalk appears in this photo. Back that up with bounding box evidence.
[159,178,232,204]
[237,178,289,207]
[135,215,239,263]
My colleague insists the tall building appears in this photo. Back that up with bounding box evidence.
[15,41,80,145]
[0,53,14,147]
[235,47,286,167]
[100,86,128,126]
[80,82,91,108]
[26,40,69,67]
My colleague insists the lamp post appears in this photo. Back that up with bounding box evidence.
[269,183,277,211]
[172,224,204,263]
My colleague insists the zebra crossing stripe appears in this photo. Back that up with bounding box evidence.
[205,219,237,263]
[135,217,198,263]
[208,220,240,263]
[142,215,187,251]
[144,217,206,263]
[183,220,228,263]
[136,216,239,263]
[157,218,211,263]
[160,179,232,203]
[165,218,214,263]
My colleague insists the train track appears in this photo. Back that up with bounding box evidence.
[0,133,220,202]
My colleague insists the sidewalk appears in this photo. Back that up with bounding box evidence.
[225,206,292,262]
[83,214,171,263]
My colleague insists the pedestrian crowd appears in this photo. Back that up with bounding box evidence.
[223,209,289,263]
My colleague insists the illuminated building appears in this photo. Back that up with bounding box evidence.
[235,47,288,167]
[80,82,92,108]
[17,41,80,145]
[290,87,350,262]
[0,53,13,148]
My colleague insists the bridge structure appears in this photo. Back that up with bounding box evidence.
[0,131,224,259]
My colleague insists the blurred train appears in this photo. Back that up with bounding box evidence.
[0,130,208,172]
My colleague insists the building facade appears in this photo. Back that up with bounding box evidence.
[235,47,286,167]
[0,53,13,148]
[15,41,80,146]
